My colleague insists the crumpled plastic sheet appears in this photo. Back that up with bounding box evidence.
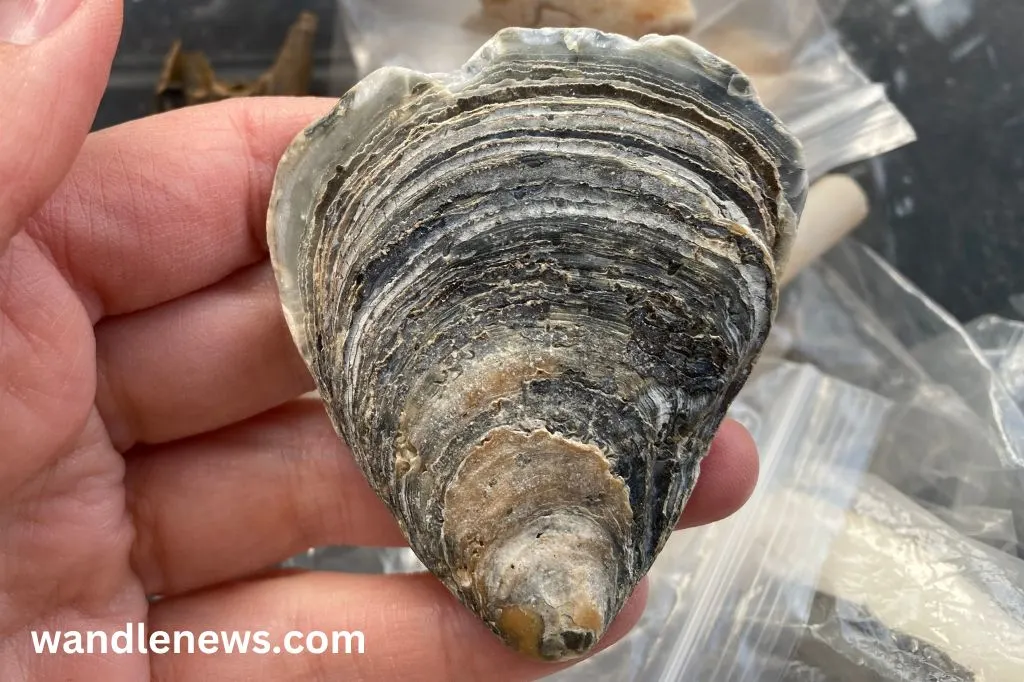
[766,475,1024,682]
[774,240,1024,561]
[333,0,915,180]
[966,315,1024,414]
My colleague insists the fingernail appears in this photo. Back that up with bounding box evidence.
[0,0,83,45]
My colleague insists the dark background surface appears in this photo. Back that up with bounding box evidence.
[834,0,1024,323]
[95,0,348,128]
[93,0,1024,323]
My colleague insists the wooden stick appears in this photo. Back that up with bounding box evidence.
[782,174,870,286]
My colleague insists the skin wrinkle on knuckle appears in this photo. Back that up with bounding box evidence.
[1,258,93,475]
[408,593,483,682]
[0,522,36,630]
[33,136,135,320]
[298,411,352,505]
[226,102,272,261]
[26,105,261,322]
[22,169,76,270]
[293,405,391,544]
[280,587,357,682]
[434,605,466,682]
[91,264,282,447]
[92,341,138,452]
[0,104,49,241]
[251,403,361,547]
[283,440,332,553]
[9,479,116,619]
[20,217,69,297]
[93,140,151,311]
[124,464,169,595]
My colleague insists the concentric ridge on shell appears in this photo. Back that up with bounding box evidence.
[267,27,806,662]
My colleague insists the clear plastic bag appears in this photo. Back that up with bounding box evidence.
[711,475,1024,682]
[775,241,1024,558]
[333,0,915,180]
[964,315,1024,412]
[783,474,1024,682]
[922,502,1020,557]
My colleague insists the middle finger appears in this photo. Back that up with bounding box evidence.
[95,261,312,449]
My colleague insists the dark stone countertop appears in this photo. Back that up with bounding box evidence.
[835,0,1024,323]
[92,0,1024,323]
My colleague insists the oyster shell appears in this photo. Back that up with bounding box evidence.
[268,27,806,661]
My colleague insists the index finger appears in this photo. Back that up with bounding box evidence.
[28,96,335,321]
[0,0,122,251]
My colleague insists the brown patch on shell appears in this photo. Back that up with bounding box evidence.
[497,606,545,659]
[443,427,631,575]
[460,357,559,415]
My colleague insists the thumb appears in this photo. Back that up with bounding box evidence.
[0,0,123,251]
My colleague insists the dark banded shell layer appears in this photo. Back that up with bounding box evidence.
[267,27,806,662]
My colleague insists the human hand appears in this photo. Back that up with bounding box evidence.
[0,1,759,679]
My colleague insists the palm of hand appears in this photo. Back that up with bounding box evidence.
[0,228,146,678]
[0,2,759,680]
